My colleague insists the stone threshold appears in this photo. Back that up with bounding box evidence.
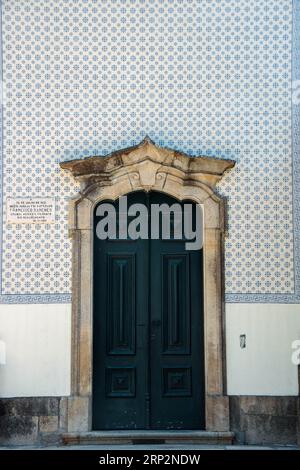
[62,430,235,446]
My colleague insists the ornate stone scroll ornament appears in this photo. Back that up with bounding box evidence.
[60,137,235,434]
[60,136,235,194]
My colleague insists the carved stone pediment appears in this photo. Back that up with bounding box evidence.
[60,137,235,192]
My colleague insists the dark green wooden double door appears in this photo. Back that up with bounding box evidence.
[93,191,205,430]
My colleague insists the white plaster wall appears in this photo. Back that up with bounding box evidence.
[0,302,299,397]
[0,304,71,397]
[226,303,300,396]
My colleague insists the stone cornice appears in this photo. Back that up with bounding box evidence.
[60,137,235,191]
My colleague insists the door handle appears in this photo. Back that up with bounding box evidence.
[150,319,161,340]
[151,319,161,328]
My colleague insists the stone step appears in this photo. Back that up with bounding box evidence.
[62,430,234,446]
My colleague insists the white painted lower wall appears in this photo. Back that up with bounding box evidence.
[0,303,71,397]
[0,302,299,397]
[226,303,300,396]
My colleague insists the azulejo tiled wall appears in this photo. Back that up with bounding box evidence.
[0,0,299,303]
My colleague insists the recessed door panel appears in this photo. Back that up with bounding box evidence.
[107,254,136,355]
[162,254,190,355]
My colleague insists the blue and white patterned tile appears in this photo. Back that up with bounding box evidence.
[0,0,298,301]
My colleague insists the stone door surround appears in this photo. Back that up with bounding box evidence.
[60,137,235,433]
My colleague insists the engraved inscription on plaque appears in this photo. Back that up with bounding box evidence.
[6,198,55,224]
